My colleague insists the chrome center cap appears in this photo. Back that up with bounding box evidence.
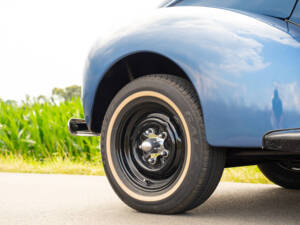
[140,140,153,152]
[139,137,164,153]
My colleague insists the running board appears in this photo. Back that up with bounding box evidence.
[68,118,100,136]
[263,128,300,153]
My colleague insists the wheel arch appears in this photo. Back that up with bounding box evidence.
[90,51,200,133]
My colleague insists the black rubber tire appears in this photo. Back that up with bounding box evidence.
[101,75,226,214]
[258,162,300,189]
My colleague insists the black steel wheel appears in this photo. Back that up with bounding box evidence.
[117,105,186,192]
[259,161,300,189]
[101,75,226,214]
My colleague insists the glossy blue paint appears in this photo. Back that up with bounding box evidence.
[291,1,300,24]
[173,0,296,18]
[82,6,300,147]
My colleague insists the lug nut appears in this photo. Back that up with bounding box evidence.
[160,132,167,140]
[148,158,156,164]
[161,150,169,157]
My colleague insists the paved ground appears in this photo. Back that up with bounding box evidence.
[0,173,300,225]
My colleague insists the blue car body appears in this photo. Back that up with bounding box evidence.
[82,0,300,148]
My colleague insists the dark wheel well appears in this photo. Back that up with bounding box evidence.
[90,52,193,133]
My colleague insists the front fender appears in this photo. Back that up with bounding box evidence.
[83,6,300,147]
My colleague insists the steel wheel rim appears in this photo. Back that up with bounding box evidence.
[115,100,186,192]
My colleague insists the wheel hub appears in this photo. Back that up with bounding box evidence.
[139,128,169,165]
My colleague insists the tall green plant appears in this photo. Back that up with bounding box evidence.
[0,98,100,162]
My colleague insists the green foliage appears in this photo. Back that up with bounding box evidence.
[52,85,81,101]
[0,97,100,162]
[222,166,271,184]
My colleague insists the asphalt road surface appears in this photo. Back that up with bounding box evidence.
[1,173,300,225]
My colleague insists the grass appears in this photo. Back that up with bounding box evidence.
[222,166,272,184]
[0,155,104,176]
[0,155,272,184]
